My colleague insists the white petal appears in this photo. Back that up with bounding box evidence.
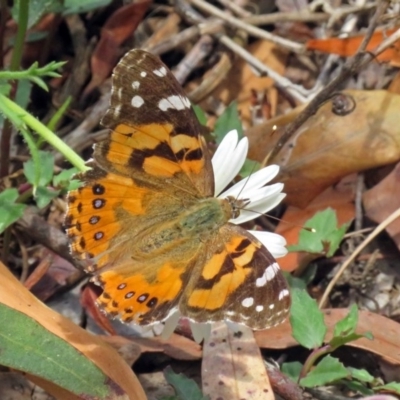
[231,193,286,224]
[240,183,284,203]
[219,164,280,198]
[212,130,248,196]
[212,130,238,195]
[249,230,288,258]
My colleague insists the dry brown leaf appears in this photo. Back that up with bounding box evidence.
[209,40,288,127]
[247,90,400,208]
[101,332,202,362]
[0,261,146,399]
[202,322,275,400]
[255,309,400,365]
[84,0,151,96]
[363,161,400,250]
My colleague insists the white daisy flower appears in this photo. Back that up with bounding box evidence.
[162,129,287,341]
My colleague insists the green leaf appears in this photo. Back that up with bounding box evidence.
[213,101,243,144]
[15,79,32,110]
[375,381,400,395]
[341,379,373,395]
[0,189,26,233]
[34,186,60,209]
[63,0,112,14]
[288,208,351,257]
[290,288,326,349]
[0,303,114,397]
[24,150,55,187]
[281,361,302,382]
[333,304,358,337]
[300,355,349,388]
[329,305,373,349]
[12,0,63,29]
[192,104,207,126]
[164,366,208,400]
[347,367,374,383]
[285,264,317,291]
[53,168,78,187]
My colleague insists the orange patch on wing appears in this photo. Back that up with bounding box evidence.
[143,155,181,177]
[97,262,185,323]
[187,235,260,311]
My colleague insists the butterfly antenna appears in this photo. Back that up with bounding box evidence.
[234,160,260,202]
[240,208,316,232]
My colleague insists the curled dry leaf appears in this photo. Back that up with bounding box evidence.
[0,261,146,399]
[246,90,400,208]
[202,322,274,400]
[84,0,151,96]
[363,161,400,250]
[254,309,400,366]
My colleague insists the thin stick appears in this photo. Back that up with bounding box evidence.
[319,206,400,309]
[187,0,304,53]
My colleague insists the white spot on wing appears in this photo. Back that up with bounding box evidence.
[153,66,167,77]
[131,95,144,108]
[132,81,140,89]
[278,289,289,300]
[114,104,121,116]
[140,71,147,77]
[241,297,254,308]
[256,262,279,287]
[269,304,275,310]
[158,95,191,111]
[255,305,264,312]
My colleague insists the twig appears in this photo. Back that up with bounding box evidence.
[269,0,393,162]
[319,206,400,309]
[216,0,251,17]
[187,0,304,53]
[242,4,376,27]
[217,35,309,102]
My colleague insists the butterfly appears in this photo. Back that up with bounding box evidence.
[65,49,290,330]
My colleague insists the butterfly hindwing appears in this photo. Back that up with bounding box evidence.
[182,225,290,329]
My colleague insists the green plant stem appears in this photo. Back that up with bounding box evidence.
[0,94,88,172]
[299,344,332,380]
[0,0,29,178]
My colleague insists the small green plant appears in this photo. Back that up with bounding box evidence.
[163,366,208,400]
[288,208,350,257]
[285,289,400,395]
[284,209,400,396]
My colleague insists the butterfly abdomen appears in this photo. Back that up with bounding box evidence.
[136,198,231,256]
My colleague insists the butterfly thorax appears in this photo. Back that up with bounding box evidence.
[135,197,238,257]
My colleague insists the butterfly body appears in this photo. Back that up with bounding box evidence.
[65,49,290,330]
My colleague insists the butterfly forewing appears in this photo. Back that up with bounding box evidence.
[98,49,214,197]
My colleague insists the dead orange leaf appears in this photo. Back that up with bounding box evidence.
[247,90,400,208]
[306,28,400,67]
